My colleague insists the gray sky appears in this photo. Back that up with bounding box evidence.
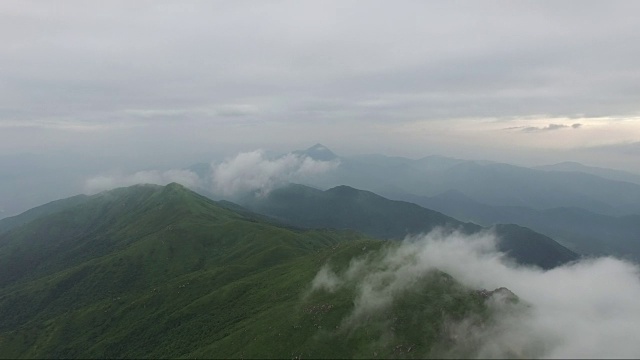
[2,1,640,172]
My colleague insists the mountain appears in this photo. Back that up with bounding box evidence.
[390,190,640,260]
[0,183,509,358]
[290,147,640,216]
[535,161,640,185]
[0,194,89,235]
[238,184,578,269]
[293,143,338,161]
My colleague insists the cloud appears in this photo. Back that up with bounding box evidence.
[210,150,340,197]
[84,169,201,194]
[81,148,340,197]
[310,229,640,358]
[3,3,640,126]
[517,123,582,132]
[3,2,640,175]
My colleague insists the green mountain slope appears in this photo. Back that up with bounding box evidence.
[0,194,89,235]
[239,184,578,269]
[0,183,505,358]
[241,184,474,238]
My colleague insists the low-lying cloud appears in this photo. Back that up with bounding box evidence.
[311,229,640,358]
[211,150,340,197]
[81,149,340,197]
[84,169,201,194]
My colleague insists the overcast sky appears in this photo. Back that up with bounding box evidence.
[2,1,640,172]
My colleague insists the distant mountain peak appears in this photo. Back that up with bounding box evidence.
[326,185,359,195]
[308,143,328,150]
[294,143,338,161]
[557,161,583,166]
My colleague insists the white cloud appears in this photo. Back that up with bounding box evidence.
[84,169,201,194]
[311,229,640,358]
[210,150,340,197]
[82,148,340,197]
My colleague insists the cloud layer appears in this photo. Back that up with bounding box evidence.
[2,2,640,174]
[311,229,640,358]
[211,150,340,196]
[82,150,340,197]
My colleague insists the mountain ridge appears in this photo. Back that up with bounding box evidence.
[238,183,578,269]
[0,182,510,358]
[390,190,640,259]
[290,146,640,216]
[535,161,640,185]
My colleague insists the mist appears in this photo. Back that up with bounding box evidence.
[311,229,640,358]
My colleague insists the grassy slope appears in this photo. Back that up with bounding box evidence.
[0,184,496,358]
[0,194,89,235]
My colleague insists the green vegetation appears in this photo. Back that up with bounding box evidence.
[0,183,505,358]
[0,194,89,235]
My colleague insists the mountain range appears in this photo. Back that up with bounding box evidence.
[236,183,577,269]
[274,144,640,260]
[534,161,640,185]
[2,143,639,358]
[0,183,521,358]
[295,144,640,217]
[388,190,640,260]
